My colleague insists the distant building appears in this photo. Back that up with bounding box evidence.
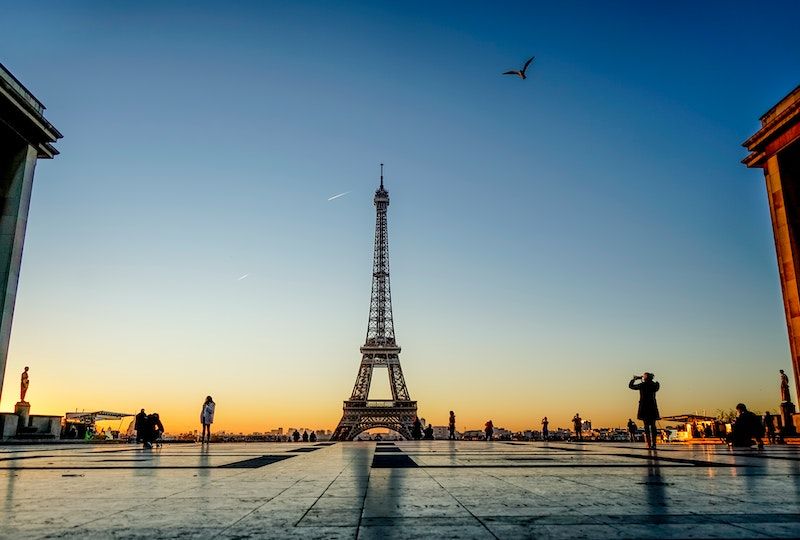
[432,426,458,439]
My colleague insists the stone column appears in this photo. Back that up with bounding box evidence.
[0,142,38,404]
[763,155,800,397]
[743,84,800,404]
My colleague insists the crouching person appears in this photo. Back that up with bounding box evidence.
[727,403,764,449]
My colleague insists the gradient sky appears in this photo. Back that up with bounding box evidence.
[1,1,799,434]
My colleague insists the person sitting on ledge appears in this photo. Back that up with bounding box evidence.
[423,424,434,440]
[727,403,764,449]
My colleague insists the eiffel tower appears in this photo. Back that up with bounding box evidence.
[331,165,417,441]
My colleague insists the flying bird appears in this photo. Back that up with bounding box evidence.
[327,191,350,201]
[503,56,535,80]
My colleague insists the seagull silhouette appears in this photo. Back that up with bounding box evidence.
[503,56,535,80]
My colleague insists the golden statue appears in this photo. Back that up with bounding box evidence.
[20,366,29,402]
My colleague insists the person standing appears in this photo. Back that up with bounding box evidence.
[412,417,423,440]
[572,413,583,441]
[627,418,638,442]
[484,420,494,441]
[200,396,215,443]
[448,411,456,440]
[541,417,549,441]
[629,372,660,449]
[135,409,147,443]
[764,411,776,444]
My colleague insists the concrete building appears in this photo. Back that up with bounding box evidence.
[0,63,61,402]
[743,85,800,399]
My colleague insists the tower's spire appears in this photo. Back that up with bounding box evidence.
[380,163,384,189]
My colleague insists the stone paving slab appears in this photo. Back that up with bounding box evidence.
[0,441,799,538]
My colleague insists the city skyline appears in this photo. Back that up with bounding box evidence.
[1,1,799,434]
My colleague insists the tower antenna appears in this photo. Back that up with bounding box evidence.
[380,163,384,188]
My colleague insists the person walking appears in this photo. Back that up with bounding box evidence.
[764,411,776,444]
[572,413,583,441]
[627,418,638,442]
[541,417,549,441]
[484,420,494,441]
[629,372,660,449]
[448,411,456,440]
[200,396,215,443]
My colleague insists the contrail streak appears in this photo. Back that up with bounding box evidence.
[327,191,350,201]
[237,273,250,281]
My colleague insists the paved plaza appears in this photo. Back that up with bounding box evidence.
[1,441,800,538]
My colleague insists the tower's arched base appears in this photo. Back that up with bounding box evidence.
[331,400,417,441]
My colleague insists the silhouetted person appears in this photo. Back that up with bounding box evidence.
[572,413,582,441]
[135,409,147,443]
[629,372,660,449]
[292,429,300,442]
[448,411,456,440]
[310,432,317,443]
[412,417,423,440]
[764,411,777,444]
[627,418,637,442]
[728,403,764,448]
[200,396,215,443]
[302,430,309,442]
[423,424,434,440]
[485,420,494,441]
[541,417,549,441]
[143,413,164,449]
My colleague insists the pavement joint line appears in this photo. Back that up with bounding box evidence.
[217,476,307,535]
[354,445,375,540]
[422,456,500,539]
[604,452,752,467]
[294,456,348,526]
[40,457,260,539]
[488,472,610,529]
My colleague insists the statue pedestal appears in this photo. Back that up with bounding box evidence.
[781,401,797,436]
[14,401,30,429]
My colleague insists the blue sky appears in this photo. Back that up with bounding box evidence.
[1,1,799,431]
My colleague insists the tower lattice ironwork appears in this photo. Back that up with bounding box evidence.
[331,165,417,441]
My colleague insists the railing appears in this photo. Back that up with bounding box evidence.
[0,63,46,115]
[344,400,417,408]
